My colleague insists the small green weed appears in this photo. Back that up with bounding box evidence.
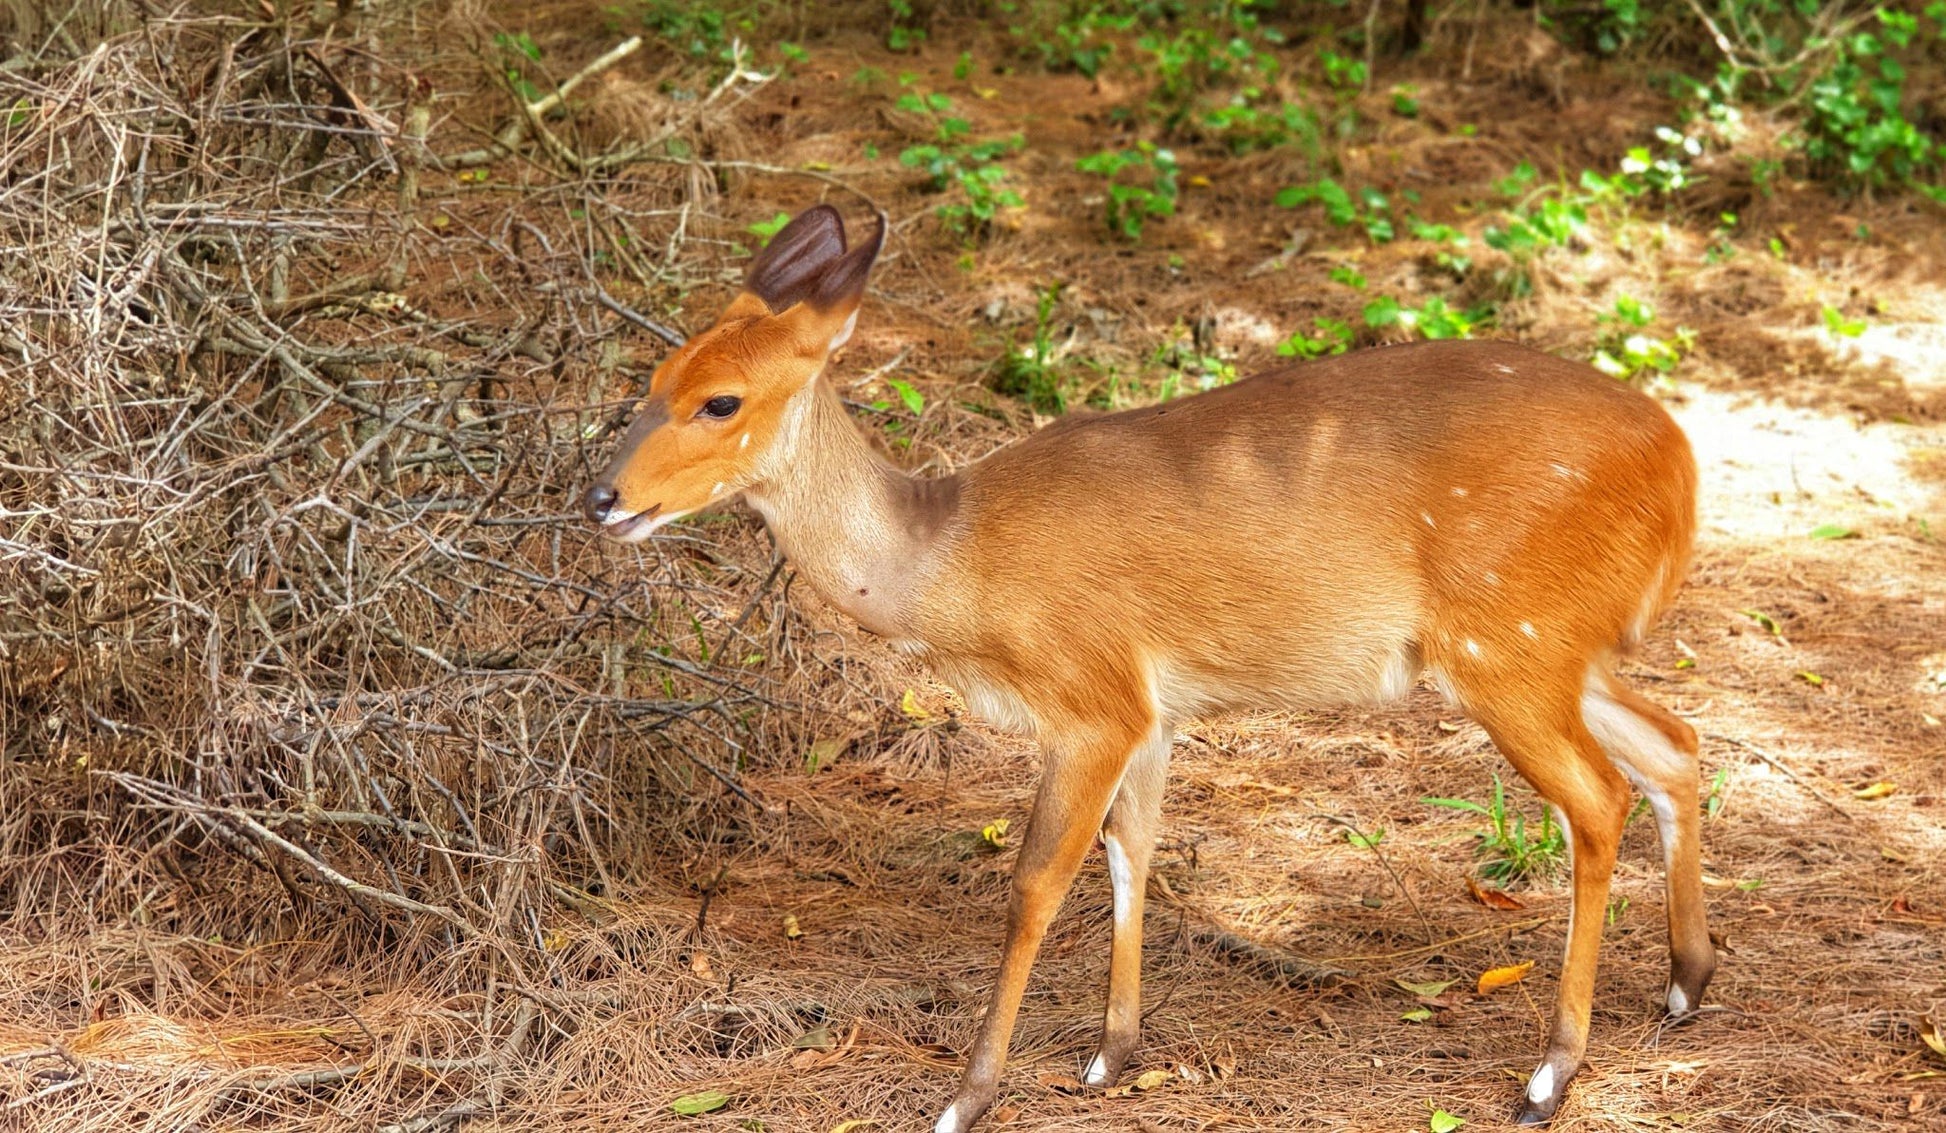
[1276,178,1393,244]
[1704,767,1731,819]
[992,282,1070,413]
[1276,317,1355,360]
[1422,773,1567,883]
[896,87,1024,240]
[1076,142,1180,241]
[1591,295,1693,381]
[1821,304,1868,339]
[492,32,544,103]
[886,0,927,51]
[1363,295,1489,340]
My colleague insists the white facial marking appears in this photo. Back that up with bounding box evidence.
[1083,1053,1114,1087]
[739,432,750,449]
[1521,621,1539,639]
[1527,1062,1556,1103]
[607,508,693,544]
[829,309,859,353]
[1666,985,1690,1015]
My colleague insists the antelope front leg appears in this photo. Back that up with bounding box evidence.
[1083,730,1170,1087]
[934,725,1144,1133]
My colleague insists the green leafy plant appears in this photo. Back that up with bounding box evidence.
[1010,3,1132,77]
[1821,304,1868,338]
[1276,317,1354,360]
[492,32,544,103]
[1076,142,1180,241]
[884,377,925,416]
[1149,328,1236,397]
[1409,218,1473,275]
[1201,96,1323,155]
[1591,295,1693,380]
[886,0,927,51]
[746,212,791,247]
[1799,6,1941,188]
[1276,178,1393,243]
[1483,193,1587,259]
[1704,766,1731,819]
[1363,295,1488,340]
[896,88,1025,240]
[993,282,1070,413]
[1422,774,1567,883]
[1318,48,1366,92]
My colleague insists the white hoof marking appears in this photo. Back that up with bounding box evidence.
[1667,985,1690,1015]
[1527,1062,1556,1104]
[933,1102,965,1133]
[1083,1053,1113,1086]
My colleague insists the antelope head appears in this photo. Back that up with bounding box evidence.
[583,205,883,542]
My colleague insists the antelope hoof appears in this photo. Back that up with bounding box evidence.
[1081,1048,1128,1088]
[1512,1059,1575,1126]
[933,1089,994,1133]
[1665,956,1715,1019]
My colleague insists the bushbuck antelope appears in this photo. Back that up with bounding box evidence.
[584,206,1713,1130]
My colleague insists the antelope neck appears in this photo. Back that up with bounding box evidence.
[740,377,958,638]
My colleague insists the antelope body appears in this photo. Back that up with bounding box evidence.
[585,207,1714,1130]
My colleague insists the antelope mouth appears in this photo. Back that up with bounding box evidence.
[599,503,661,542]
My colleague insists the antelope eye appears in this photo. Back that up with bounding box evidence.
[699,395,742,419]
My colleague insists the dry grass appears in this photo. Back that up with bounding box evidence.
[3,4,1944,1132]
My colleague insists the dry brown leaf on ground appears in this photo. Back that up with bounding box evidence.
[1466,877,1526,910]
[1921,1016,1946,1060]
[1477,961,1536,994]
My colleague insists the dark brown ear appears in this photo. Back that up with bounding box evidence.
[743,205,883,314]
[807,210,883,312]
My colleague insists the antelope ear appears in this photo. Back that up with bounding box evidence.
[745,205,847,313]
[755,207,884,356]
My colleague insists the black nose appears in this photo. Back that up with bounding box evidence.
[583,483,617,522]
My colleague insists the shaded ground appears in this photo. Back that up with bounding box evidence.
[2,5,1943,1132]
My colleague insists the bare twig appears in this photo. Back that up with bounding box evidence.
[1707,733,1855,821]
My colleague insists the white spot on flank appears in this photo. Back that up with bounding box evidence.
[1483,570,1501,586]
[1667,985,1690,1015]
[1451,486,1468,497]
[1494,362,1516,375]
[1083,1053,1114,1087]
[1527,1062,1557,1103]
[1521,621,1539,639]
[711,482,725,496]
[1421,511,1437,528]
[1465,639,1481,658]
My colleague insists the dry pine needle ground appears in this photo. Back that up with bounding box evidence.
[1,3,1943,1132]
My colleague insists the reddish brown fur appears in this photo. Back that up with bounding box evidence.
[585,208,1713,1132]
